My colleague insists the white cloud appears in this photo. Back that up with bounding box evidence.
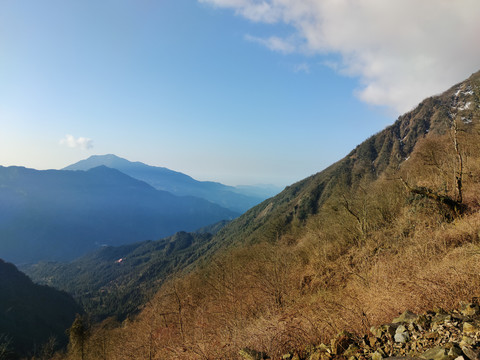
[200,0,480,114]
[60,134,93,150]
[245,34,296,53]
[199,0,283,23]
[294,63,310,74]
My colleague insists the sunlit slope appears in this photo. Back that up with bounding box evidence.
[212,70,480,249]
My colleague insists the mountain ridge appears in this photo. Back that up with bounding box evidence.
[209,70,480,249]
[63,154,280,213]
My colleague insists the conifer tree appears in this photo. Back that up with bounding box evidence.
[68,315,89,360]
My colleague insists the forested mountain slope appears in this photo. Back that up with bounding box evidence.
[0,259,81,358]
[23,232,216,321]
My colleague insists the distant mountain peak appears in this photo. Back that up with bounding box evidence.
[63,154,278,213]
[64,154,145,170]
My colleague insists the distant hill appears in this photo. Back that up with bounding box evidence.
[23,231,215,321]
[0,165,237,263]
[0,259,81,358]
[63,154,280,213]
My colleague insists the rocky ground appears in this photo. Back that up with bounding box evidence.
[241,300,480,360]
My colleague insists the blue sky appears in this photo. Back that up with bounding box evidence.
[1,0,479,186]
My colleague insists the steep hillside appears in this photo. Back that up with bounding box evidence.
[0,166,237,263]
[0,259,81,358]
[64,154,278,213]
[212,70,480,250]
[23,232,216,320]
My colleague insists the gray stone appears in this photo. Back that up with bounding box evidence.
[394,311,418,324]
[421,347,451,360]
[432,314,452,324]
[461,346,480,360]
[344,344,360,357]
[463,322,479,334]
[460,336,475,346]
[371,324,399,338]
[460,303,479,317]
[395,332,410,343]
[448,345,463,358]
[371,326,383,338]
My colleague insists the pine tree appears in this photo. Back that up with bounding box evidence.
[68,315,89,360]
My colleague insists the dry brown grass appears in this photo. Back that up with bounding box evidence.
[74,206,480,359]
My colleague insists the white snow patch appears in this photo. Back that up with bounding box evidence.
[458,102,472,111]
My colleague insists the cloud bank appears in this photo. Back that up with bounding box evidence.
[60,134,93,150]
[200,0,480,114]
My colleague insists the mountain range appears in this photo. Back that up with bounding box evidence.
[0,165,237,263]
[64,154,280,213]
